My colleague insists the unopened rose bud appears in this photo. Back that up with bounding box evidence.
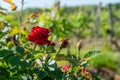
[62,65,71,73]
[56,38,69,55]
[77,40,83,51]
[60,38,69,49]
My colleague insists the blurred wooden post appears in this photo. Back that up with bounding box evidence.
[94,2,102,38]
[107,4,120,51]
[51,0,60,18]
[108,4,114,37]
[54,0,60,11]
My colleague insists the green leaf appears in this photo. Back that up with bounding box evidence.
[84,51,100,59]
[20,60,32,68]
[67,54,79,66]
[38,71,48,79]
[0,32,6,38]
[16,46,24,54]
[21,76,27,80]
[33,66,48,79]
[8,56,21,67]
[48,68,62,80]
[92,76,101,80]
[0,46,2,49]
[46,46,56,53]
[0,49,14,58]
[47,59,57,71]
[21,75,32,80]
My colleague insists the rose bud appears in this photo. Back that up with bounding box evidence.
[77,40,83,51]
[60,38,69,49]
[62,65,70,73]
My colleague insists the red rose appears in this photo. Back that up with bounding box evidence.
[27,26,54,45]
[62,65,70,73]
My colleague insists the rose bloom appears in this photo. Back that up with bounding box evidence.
[62,65,70,73]
[27,26,55,45]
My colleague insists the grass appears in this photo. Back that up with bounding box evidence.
[88,51,120,73]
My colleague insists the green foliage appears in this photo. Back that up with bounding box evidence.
[16,46,25,54]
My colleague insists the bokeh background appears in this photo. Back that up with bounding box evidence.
[1,0,120,80]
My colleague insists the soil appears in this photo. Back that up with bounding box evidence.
[88,67,120,80]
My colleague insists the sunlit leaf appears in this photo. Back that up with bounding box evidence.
[84,51,100,59]
[0,22,5,31]
[11,4,17,11]
[10,26,18,35]
[29,13,35,19]
[21,76,27,80]
[0,31,7,38]
[4,0,13,4]
[47,59,57,71]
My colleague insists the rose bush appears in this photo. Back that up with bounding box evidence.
[0,23,101,80]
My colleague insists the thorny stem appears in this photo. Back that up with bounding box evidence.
[57,47,62,55]
[55,47,62,58]
[33,43,37,51]
[77,48,81,60]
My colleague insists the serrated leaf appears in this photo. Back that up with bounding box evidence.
[16,46,24,54]
[84,51,100,59]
